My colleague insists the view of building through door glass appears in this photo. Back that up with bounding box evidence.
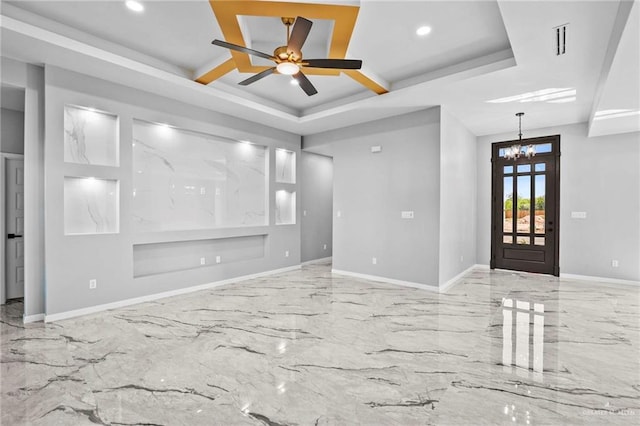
[492,137,559,276]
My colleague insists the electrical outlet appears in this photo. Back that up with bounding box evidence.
[612,260,619,267]
[336,210,342,218]
[323,244,327,250]
[285,250,289,257]
[401,211,414,219]
[303,210,307,216]
[200,257,206,265]
[216,256,221,264]
[372,257,377,265]
[89,279,97,289]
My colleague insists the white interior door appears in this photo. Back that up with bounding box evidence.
[5,158,25,300]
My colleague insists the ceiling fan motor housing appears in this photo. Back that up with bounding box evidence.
[274,45,302,62]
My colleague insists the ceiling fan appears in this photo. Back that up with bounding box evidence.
[211,16,363,96]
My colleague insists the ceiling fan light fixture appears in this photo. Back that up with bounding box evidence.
[276,62,300,75]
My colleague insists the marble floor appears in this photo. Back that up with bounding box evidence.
[1,262,639,425]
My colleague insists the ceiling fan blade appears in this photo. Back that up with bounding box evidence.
[303,59,363,70]
[287,17,312,54]
[239,67,276,86]
[212,39,275,61]
[293,71,318,96]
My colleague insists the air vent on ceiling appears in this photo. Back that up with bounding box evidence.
[553,23,568,55]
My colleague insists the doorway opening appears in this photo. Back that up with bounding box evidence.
[1,85,26,309]
[300,151,334,266]
[491,135,560,276]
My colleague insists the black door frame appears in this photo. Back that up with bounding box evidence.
[490,135,561,276]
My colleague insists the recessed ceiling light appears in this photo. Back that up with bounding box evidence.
[125,1,144,13]
[416,26,432,36]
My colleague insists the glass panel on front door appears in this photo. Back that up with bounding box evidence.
[502,161,547,247]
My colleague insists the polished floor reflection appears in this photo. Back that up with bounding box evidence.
[2,262,639,425]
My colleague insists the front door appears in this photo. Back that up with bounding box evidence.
[491,135,560,275]
[5,158,25,299]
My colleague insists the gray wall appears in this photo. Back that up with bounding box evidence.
[305,108,442,285]
[439,108,477,283]
[300,151,333,262]
[44,65,302,316]
[0,58,46,318]
[477,123,640,281]
[1,108,24,154]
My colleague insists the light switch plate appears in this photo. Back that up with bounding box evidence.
[401,211,414,219]
[571,211,587,219]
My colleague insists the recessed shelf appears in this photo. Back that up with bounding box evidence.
[275,148,296,184]
[275,190,296,225]
[64,176,119,235]
[133,235,265,278]
[64,105,119,166]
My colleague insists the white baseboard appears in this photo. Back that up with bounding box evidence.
[439,264,481,293]
[331,269,441,293]
[467,265,638,287]
[332,265,482,294]
[44,265,301,323]
[560,273,639,287]
[23,313,45,323]
[301,256,332,266]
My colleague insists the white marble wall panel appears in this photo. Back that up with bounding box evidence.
[64,106,118,166]
[275,190,296,225]
[275,148,296,183]
[132,121,267,232]
[64,177,119,235]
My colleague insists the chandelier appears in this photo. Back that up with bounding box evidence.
[504,112,535,160]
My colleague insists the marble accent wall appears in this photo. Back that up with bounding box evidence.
[132,121,267,232]
[64,177,119,235]
[64,105,118,166]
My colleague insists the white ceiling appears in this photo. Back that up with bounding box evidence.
[0,0,637,138]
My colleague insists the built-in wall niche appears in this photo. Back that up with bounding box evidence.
[133,234,266,278]
[132,121,268,232]
[275,148,296,184]
[64,105,119,166]
[275,190,296,225]
[64,177,119,235]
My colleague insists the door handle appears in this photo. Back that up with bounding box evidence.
[7,234,23,239]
